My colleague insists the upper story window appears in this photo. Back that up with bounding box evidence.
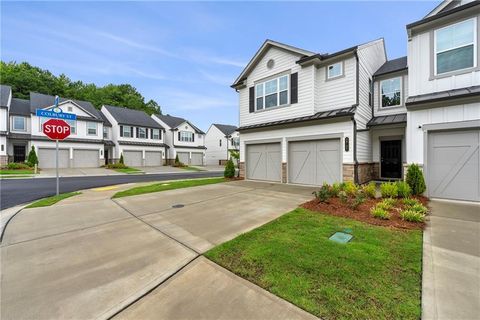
[87,122,97,136]
[12,116,26,131]
[327,62,343,79]
[138,127,146,139]
[219,139,222,147]
[179,131,194,142]
[255,74,289,111]
[103,127,108,139]
[121,125,132,138]
[435,18,477,75]
[152,129,160,140]
[232,137,240,148]
[380,77,401,108]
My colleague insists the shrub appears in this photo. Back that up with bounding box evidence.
[224,159,235,178]
[330,182,342,197]
[349,191,366,210]
[380,182,398,198]
[313,183,332,203]
[344,181,358,196]
[378,198,396,210]
[370,206,390,220]
[400,209,425,222]
[362,181,377,198]
[403,197,421,208]
[396,181,411,198]
[26,146,38,166]
[106,163,127,169]
[338,191,348,204]
[410,203,428,215]
[6,162,31,170]
[406,164,426,195]
[119,153,125,165]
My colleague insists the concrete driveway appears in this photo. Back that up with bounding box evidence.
[422,200,480,320]
[1,180,317,320]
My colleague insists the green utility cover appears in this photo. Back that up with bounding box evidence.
[329,232,353,244]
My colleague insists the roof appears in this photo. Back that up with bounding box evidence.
[118,141,168,148]
[99,112,112,127]
[155,114,205,134]
[104,105,163,129]
[173,145,207,150]
[407,1,480,29]
[406,85,480,107]
[30,92,103,120]
[373,56,408,77]
[213,124,238,136]
[238,106,356,131]
[296,45,358,65]
[9,98,31,116]
[8,133,111,145]
[0,85,12,107]
[367,114,407,127]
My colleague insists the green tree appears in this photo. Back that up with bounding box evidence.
[26,146,38,167]
[406,164,426,195]
[224,159,235,178]
[119,153,124,165]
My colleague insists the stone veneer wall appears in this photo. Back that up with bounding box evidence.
[282,162,287,183]
[239,161,245,178]
[0,155,7,167]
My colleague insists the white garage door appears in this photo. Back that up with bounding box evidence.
[123,150,143,167]
[145,151,162,166]
[38,148,69,169]
[73,149,98,168]
[289,139,341,186]
[177,152,189,165]
[427,129,479,202]
[191,152,203,166]
[246,143,281,182]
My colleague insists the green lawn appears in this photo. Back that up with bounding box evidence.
[114,167,143,174]
[205,208,422,320]
[26,192,81,208]
[0,169,35,175]
[112,177,226,198]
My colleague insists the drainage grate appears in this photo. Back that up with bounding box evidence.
[329,232,353,244]
[172,204,185,208]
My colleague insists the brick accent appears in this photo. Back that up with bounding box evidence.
[282,162,287,183]
[239,161,245,178]
[343,164,355,182]
[219,159,229,165]
[357,163,376,184]
[372,163,380,180]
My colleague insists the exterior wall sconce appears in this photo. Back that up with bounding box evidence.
[344,137,350,152]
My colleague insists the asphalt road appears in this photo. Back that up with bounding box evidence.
[0,171,223,210]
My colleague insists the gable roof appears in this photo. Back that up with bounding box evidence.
[155,114,205,134]
[373,56,408,77]
[213,124,238,136]
[29,92,103,120]
[99,111,112,127]
[0,85,12,107]
[10,98,31,116]
[104,105,163,129]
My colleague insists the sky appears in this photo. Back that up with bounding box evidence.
[1,1,440,131]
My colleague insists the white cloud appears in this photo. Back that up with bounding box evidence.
[157,88,236,111]
[96,32,175,57]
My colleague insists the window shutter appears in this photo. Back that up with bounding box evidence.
[146,128,149,139]
[159,130,162,140]
[178,131,180,141]
[136,127,139,138]
[249,87,255,112]
[290,73,298,104]
[131,127,134,137]
[120,125,123,137]
[192,133,195,142]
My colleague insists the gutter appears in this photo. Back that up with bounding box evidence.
[352,51,360,184]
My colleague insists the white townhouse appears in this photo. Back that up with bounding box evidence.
[205,124,239,165]
[0,88,114,168]
[101,105,167,167]
[0,85,11,166]
[152,114,206,165]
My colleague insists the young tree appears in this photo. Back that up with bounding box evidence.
[119,153,124,165]
[224,159,235,178]
[229,150,240,177]
[406,164,426,195]
[26,146,38,167]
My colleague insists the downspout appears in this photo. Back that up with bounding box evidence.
[353,51,360,184]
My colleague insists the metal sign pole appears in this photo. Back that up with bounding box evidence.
[56,139,59,196]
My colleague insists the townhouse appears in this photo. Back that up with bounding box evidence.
[233,0,480,202]
[205,124,239,165]
[152,114,206,165]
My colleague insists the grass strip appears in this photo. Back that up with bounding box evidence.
[26,192,81,208]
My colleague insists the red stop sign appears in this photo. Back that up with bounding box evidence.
[43,119,71,140]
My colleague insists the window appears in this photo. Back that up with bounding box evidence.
[12,116,26,131]
[103,127,108,139]
[87,122,97,135]
[232,137,240,148]
[138,127,146,139]
[219,139,222,147]
[179,131,194,142]
[152,129,160,139]
[255,75,289,110]
[123,126,132,138]
[327,62,343,79]
[435,18,476,75]
[380,77,402,108]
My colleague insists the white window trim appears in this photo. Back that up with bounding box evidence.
[255,74,290,111]
[103,127,108,139]
[87,122,97,136]
[434,17,477,76]
[12,116,26,131]
[179,131,194,142]
[380,77,402,108]
[138,127,147,139]
[152,129,160,140]
[123,126,132,138]
[327,62,344,79]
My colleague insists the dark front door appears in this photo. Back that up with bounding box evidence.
[381,140,402,179]
[104,149,109,165]
[13,145,26,163]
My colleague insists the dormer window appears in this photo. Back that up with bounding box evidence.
[380,77,402,108]
[327,62,343,79]
[435,18,476,75]
[255,75,289,110]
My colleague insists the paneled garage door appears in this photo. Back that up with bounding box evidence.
[38,148,69,168]
[123,150,143,167]
[177,152,189,165]
[289,139,341,186]
[73,149,98,168]
[427,129,479,202]
[145,151,162,166]
[191,152,203,166]
[246,143,281,182]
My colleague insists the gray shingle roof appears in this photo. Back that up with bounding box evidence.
[29,92,103,120]
[367,114,407,127]
[119,141,168,147]
[406,85,480,107]
[214,124,238,136]
[99,112,112,127]
[156,114,205,134]
[0,85,12,107]
[104,105,163,129]
[374,56,408,77]
[10,98,31,116]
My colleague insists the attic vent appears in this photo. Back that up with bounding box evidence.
[68,106,72,111]
[267,59,275,69]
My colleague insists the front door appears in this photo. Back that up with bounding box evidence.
[380,140,402,179]
[104,149,109,165]
[13,145,26,163]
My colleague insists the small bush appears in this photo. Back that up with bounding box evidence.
[362,182,377,198]
[119,153,125,165]
[106,163,127,169]
[400,209,425,222]
[313,183,332,203]
[378,198,396,210]
[338,191,348,204]
[380,182,398,198]
[224,159,235,178]
[410,203,428,215]
[26,146,38,166]
[403,197,421,208]
[406,164,426,195]
[349,191,366,210]
[330,182,342,197]
[370,206,390,220]
[6,162,32,170]
[396,181,411,198]
[344,181,358,196]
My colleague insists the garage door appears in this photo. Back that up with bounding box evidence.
[177,152,189,165]
[427,129,479,202]
[246,143,281,182]
[191,152,203,166]
[73,149,98,168]
[289,139,341,186]
[145,151,162,166]
[123,150,143,167]
[38,148,69,169]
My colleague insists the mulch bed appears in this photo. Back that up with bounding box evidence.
[301,196,428,230]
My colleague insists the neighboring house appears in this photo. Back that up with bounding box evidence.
[152,114,206,165]
[205,124,239,165]
[101,105,167,167]
[0,85,12,166]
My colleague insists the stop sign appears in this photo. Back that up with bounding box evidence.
[43,119,71,140]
